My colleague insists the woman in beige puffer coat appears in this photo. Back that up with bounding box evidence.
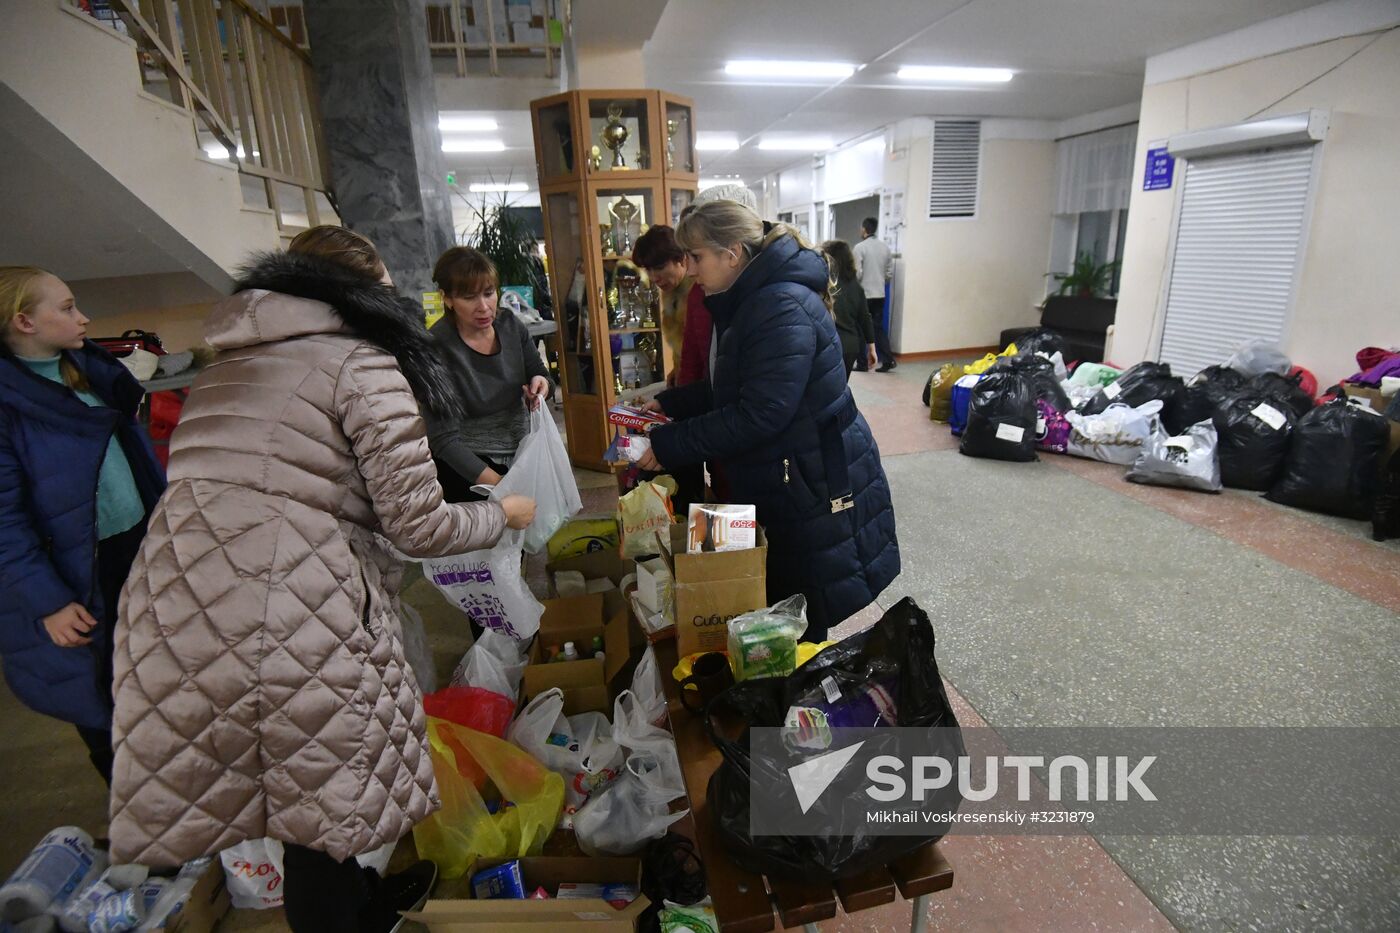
[108,228,534,932]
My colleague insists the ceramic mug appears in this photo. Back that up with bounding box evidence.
[679,651,734,714]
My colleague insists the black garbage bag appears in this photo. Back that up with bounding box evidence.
[1081,361,1187,431]
[1266,399,1391,518]
[705,598,964,881]
[1176,366,1248,427]
[1008,327,1067,361]
[1211,395,1297,490]
[1246,371,1314,419]
[959,369,1038,462]
[986,353,1071,412]
[1373,448,1400,541]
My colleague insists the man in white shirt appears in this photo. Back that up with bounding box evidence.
[852,217,895,371]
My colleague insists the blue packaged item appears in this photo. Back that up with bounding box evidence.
[949,374,982,436]
[471,860,526,899]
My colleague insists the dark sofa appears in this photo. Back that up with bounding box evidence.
[999,296,1116,364]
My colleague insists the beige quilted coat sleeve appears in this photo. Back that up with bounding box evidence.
[336,344,506,557]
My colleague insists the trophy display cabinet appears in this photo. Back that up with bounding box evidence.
[530,89,698,470]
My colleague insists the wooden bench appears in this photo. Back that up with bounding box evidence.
[654,637,954,931]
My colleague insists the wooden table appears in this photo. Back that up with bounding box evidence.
[653,637,954,932]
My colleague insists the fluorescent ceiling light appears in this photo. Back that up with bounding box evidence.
[469,182,530,193]
[442,138,506,152]
[696,132,740,151]
[896,65,1014,83]
[725,59,856,80]
[439,114,499,132]
[757,136,833,151]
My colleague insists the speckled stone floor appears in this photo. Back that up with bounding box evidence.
[3,361,1397,932]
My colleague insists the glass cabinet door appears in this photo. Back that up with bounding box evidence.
[667,186,696,226]
[531,93,581,183]
[542,190,595,397]
[582,94,657,177]
[591,186,663,393]
[660,94,697,176]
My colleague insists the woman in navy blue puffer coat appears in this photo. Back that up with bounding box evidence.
[640,201,899,639]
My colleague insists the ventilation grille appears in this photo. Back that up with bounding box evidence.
[928,120,981,218]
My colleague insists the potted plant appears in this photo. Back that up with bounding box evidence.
[455,187,551,313]
[1048,251,1120,298]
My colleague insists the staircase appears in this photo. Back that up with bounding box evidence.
[0,0,334,292]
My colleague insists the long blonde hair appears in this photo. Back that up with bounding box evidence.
[674,201,832,312]
[0,265,88,390]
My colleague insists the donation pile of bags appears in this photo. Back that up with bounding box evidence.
[928,336,1400,540]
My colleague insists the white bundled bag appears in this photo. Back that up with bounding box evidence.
[629,646,668,727]
[422,525,542,641]
[494,406,582,555]
[507,689,624,811]
[1065,400,1163,465]
[573,751,689,856]
[611,690,685,797]
[451,629,528,700]
[220,839,284,910]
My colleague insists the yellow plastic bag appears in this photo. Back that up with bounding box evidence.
[963,342,1018,376]
[618,476,677,559]
[412,717,565,879]
[927,363,960,423]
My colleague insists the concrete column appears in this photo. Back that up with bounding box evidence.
[302,0,452,297]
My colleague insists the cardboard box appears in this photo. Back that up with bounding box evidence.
[166,858,230,933]
[404,857,649,931]
[523,594,632,715]
[663,523,768,657]
[1342,383,1400,468]
[635,557,672,615]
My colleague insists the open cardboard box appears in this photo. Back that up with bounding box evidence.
[402,856,649,932]
[1341,382,1400,467]
[662,523,769,657]
[522,593,634,715]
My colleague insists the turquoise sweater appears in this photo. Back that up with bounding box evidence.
[19,355,145,539]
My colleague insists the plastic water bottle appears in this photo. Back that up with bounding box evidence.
[0,827,105,923]
[563,641,579,662]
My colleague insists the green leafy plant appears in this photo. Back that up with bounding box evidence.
[453,185,546,295]
[1048,251,1120,298]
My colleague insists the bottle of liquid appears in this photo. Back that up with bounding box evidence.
[563,641,579,662]
[591,635,604,654]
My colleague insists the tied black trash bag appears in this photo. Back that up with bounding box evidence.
[1212,395,1297,491]
[1176,366,1248,428]
[959,369,1039,462]
[1266,398,1391,519]
[704,598,963,881]
[1008,327,1068,361]
[1245,371,1314,419]
[1373,448,1400,542]
[986,353,1071,412]
[1081,362,1188,431]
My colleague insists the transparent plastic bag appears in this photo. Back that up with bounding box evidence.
[397,602,435,694]
[618,479,676,559]
[413,717,564,879]
[507,689,624,811]
[573,751,689,856]
[1223,339,1290,377]
[452,629,528,697]
[1065,400,1163,465]
[629,646,668,727]
[726,595,809,681]
[422,528,543,640]
[611,690,685,797]
[494,406,582,555]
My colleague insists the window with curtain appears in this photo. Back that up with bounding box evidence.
[1049,123,1137,296]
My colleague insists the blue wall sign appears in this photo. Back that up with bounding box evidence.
[1144,147,1175,191]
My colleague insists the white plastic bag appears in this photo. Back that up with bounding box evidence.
[1223,339,1290,377]
[422,528,543,641]
[397,602,436,694]
[1037,350,1068,382]
[611,690,685,797]
[507,689,624,812]
[220,839,284,910]
[573,751,690,856]
[1126,420,1223,492]
[630,647,668,727]
[494,406,582,555]
[451,629,528,700]
[1065,400,1163,465]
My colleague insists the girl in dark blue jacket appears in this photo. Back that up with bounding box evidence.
[636,203,900,640]
[0,267,165,784]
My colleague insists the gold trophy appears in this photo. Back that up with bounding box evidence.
[666,118,677,171]
[608,195,640,256]
[601,102,630,170]
[588,145,603,172]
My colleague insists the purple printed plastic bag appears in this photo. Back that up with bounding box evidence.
[1035,399,1072,453]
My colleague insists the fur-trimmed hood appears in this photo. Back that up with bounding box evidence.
[216,250,464,421]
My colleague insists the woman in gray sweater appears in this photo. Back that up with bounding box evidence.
[427,247,553,500]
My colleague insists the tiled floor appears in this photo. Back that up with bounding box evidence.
[3,362,1397,931]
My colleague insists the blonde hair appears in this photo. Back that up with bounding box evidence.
[674,201,831,312]
[287,225,386,282]
[0,265,88,390]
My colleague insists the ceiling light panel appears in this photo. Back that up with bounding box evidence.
[696,132,740,151]
[896,65,1014,83]
[438,115,499,132]
[442,139,507,153]
[725,60,856,80]
[469,182,530,193]
[757,136,833,151]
